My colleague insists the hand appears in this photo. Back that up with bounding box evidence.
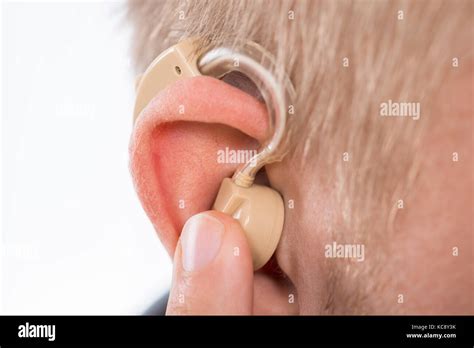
[166,211,254,314]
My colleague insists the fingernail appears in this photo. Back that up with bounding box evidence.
[181,213,224,272]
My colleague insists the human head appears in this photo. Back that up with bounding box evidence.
[128,0,473,314]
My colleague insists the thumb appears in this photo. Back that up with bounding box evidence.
[166,211,254,315]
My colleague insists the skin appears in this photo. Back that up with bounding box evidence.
[129,61,473,314]
[376,63,473,314]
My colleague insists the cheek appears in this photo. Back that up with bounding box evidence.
[384,131,473,313]
[268,162,334,312]
[376,72,473,314]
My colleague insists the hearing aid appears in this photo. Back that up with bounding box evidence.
[134,38,295,270]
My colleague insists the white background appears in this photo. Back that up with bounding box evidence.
[1,0,172,314]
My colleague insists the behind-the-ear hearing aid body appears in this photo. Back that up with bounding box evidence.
[134,38,295,270]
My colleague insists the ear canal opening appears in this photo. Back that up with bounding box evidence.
[253,167,270,187]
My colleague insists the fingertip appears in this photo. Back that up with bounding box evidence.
[167,211,254,314]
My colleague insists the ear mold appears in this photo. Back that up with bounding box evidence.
[213,178,284,270]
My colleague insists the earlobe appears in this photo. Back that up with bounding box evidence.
[129,76,268,256]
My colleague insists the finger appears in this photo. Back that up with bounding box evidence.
[166,211,254,315]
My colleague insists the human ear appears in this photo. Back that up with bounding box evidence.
[129,76,268,255]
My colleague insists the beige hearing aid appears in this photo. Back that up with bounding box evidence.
[134,38,295,270]
[212,178,284,269]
